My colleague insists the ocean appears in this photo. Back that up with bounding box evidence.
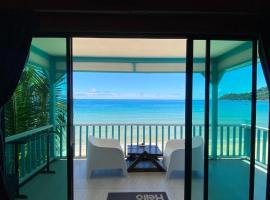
[74,99,269,128]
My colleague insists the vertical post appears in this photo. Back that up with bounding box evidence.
[211,62,219,159]
[155,125,158,147]
[204,39,211,200]
[112,125,114,139]
[256,129,260,161]
[143,125,145,144]
[162,125,164,153]
[233,126,236,156]
[137,125,139,146]
[60,127,63,158]
[244,125,251,157]
[185,38,193,200]
[168,126,171,140]
[180,126,183,139]
[67,37,74,200]
[149,125,152,146]
[227,126,230,156]
[105,125,108,139]
[124,125,127,156]
[203,39,211,200]
[262,130,267,164]
[79,126,82,157]
[174,125,177,139]
[28,141,32,172]
[86,126,89,154]
[39,135,42,165]
[220,126,223,156]
[249,39,257,200]
[118,125,120,141]
[21,144,25,177]
[131,125,133,145]
[239,126,243,156]
[93,126,95,137]
[14,143,27,198]
[49,59,56,159]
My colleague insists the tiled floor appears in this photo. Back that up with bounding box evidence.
[18,159,266,200]
[74,159,189,200]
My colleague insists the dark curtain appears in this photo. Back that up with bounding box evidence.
[0,12,33,199]
[259,34,270,89]
[259,23,270,200]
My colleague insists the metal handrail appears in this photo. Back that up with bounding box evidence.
[5,125,53,143]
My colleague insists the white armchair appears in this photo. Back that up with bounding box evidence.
[87,136,127,177]
[163,136,204,178]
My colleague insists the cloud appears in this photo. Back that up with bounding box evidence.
[90,88,97,93]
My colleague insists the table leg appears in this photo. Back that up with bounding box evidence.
[147,155,166,172]
[127,152,146,172]
[127,151,166,172]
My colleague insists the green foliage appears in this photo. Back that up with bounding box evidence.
[4,64,66,136]
[220,87,269,100]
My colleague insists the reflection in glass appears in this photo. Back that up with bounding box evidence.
[208,41,252,200]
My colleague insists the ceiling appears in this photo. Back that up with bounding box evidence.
[32,38,246,59]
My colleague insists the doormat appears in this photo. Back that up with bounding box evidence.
[107,192,169,200]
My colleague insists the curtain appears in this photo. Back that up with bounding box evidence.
[0,12,33,199]
[259,26,270,200]
[259,33,270,89]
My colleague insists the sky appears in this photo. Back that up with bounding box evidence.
[73,64,266,100]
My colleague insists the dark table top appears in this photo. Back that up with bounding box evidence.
[127,145,162,156]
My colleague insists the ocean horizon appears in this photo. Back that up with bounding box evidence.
[73,99,269,128]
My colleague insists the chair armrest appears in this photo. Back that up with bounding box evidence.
[164,139,185,155]
[94,138,122,149]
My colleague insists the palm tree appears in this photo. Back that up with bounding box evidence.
[4,63,67,174]
[4,64,66,135]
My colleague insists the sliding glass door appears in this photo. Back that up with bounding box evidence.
[3,36,268,200]
[190,39,269,200]
[208,40,253,200]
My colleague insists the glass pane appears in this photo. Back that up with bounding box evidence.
[208,40,252,200]
[191,40,206,200]
[254,56,268,200]
[4,38,67,199]
[72,38,187,199]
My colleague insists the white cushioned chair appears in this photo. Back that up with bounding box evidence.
[87,136,127,177]
[163,136,204,178]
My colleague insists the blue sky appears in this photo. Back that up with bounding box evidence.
[73,64,266,100]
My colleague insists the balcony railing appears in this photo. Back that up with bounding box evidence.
[5,123,268,184]
[72,123,269,166]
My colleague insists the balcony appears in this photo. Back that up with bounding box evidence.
[5,123,268,200]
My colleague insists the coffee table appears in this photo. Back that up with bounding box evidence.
[126,145,166,172]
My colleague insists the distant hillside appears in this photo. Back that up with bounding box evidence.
[220,87,269,100]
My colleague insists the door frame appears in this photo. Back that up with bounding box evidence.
[32,35,262,200]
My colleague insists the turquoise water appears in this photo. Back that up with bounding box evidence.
[74,99,269,128]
